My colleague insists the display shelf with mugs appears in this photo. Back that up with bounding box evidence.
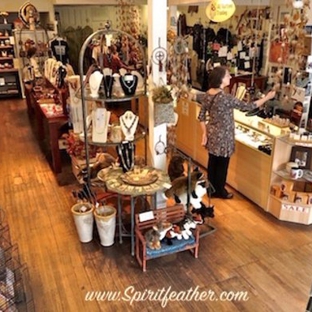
[268,132,312,225]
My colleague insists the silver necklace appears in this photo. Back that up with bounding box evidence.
[121,115,138,134]
[121,76,136,94]
[94,110,106,134]
[103,75,114,98]
[118,143,134,171]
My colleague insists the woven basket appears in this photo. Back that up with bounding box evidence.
[154,102,175,127]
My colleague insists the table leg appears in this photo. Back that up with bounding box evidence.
[49,121,62,174]
[35,104,45,141]
[153,193,157,210]
[118,194,122,244]
[131,196,135,256]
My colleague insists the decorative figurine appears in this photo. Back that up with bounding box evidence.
[0,12,9,24]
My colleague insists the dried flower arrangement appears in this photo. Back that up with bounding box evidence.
[62,131,99,159]
[152,85,173,104]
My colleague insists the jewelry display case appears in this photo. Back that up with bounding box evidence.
[227,117,276,210]
[175,99,292,210]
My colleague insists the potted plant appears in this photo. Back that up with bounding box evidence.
[152,85,175,126]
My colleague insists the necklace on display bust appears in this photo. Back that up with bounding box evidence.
[103,75,114,98]
[94,109,107,134]
[117,141,135,172]
[120,115,138,135]
[120,111,138,135]
[120,74,138,96]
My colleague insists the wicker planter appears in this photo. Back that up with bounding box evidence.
[154,102,175,127]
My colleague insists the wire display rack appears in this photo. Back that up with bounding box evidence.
[0,207,35,311]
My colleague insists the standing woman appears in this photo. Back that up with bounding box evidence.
[196,66,276,199]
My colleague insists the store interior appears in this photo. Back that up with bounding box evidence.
[1,0,312,311]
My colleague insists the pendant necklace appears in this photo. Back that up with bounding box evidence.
[121,115,138,135]
[106,53,112,64]
[118,142,134,171]
[94,110,106,134]
[121,76,136,94]
[103,75,113,98]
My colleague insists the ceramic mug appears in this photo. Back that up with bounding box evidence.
[286,162,299,173]
[290,167,303,179]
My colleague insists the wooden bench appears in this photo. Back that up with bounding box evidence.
[135,204,199,272]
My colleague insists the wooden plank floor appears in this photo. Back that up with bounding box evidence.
[1,98,312,311]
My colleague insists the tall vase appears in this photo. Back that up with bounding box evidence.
[71,203,94,243]
[94,205,116,247]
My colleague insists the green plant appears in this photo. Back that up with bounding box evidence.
[152,85,173,104]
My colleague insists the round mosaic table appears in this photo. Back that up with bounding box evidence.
[102,167,170,256]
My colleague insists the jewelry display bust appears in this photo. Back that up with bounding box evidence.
[89,70,103,98]
[103,74,114,98]
[92,107,111,143]
[119,73,138,96]
[119,110,139,141]
[116,141,135,172]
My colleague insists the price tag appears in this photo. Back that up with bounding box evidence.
[139,211,154,222]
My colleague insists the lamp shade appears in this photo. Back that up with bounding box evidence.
[206,0,236,23]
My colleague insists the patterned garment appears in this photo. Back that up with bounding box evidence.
[197,91,257,157]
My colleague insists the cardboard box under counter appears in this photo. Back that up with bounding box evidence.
[295,192,309,205]
[280,180,294,192]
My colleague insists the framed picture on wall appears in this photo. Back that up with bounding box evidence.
[290,146,312,169]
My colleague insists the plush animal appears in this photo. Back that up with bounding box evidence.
[168,155,186,182]
[164,168,207,211]
[192,204,215,223]
[166,215,200,244]
[76,152,116,182]
[145,221,172,250]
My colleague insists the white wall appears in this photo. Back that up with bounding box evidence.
[54,5,148,32]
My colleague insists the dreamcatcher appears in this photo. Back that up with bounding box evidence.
[150,38,167,74]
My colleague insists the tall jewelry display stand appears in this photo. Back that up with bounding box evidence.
[78,28,147,192]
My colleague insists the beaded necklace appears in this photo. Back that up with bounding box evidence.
[117,142,135,172]
[120,114,138,135]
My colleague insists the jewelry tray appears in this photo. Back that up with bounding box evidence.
[120,169,158,186]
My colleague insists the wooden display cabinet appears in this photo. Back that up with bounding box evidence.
[0,24,22,98]
[175,98,198,159]
[267,135,312,225]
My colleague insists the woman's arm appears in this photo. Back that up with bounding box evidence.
[200,121,207,146]
[254,90,276,107]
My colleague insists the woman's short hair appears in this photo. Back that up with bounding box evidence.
[208,66,227,88]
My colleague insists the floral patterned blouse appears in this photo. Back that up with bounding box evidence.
[197,91,257,157]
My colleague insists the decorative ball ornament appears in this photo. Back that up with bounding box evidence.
[206,0,236,23]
